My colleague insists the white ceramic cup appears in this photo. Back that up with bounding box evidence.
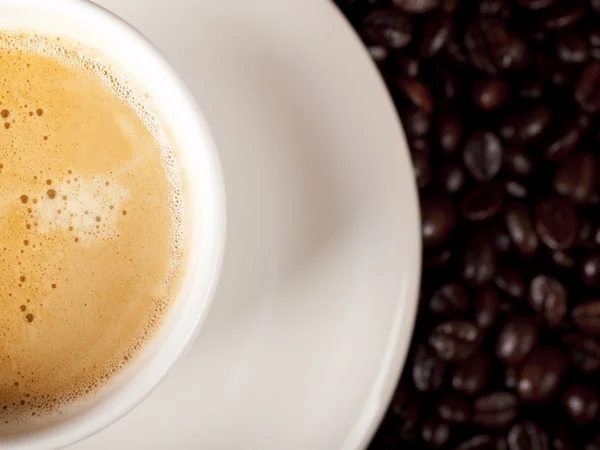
[0,0,226,449]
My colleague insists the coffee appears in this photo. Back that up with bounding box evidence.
[0,32,185,422]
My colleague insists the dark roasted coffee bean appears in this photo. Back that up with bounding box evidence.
[463,131,503,182]
[494,267,526,299]
[429,320,481,361]
[412,149,431,189]
[561,384,598,425]
[539,2,585,30]
[410,137,430,153]
[553,152,598,204]
[495,315,538,365]
[529,275,568,326]
[362,9,413,49]
[473,77,509,111]
[461,182,505,221]
[451,353,490,395]
[429,282,469,316]
[461,232,497,285]
[504,366,518,389]
[391,55,420,78]
[397,78,434,114]
[456,435,508,450]
[550,421,577,450]
[392,0,440,13]
[535,197,578,250]
[551,250,576,268]
[420,14,452,58]
[436,394,469,424]
[556,32,589,63]
[390,384,421,441]
[563,333,600,373]
[517,347,566,402]
[507,421,549,450]
[426,246,453,269]
[572,300,600,335]
[464,18,513,75]
[412,343,446,392]
[474,284,500,329]
[543,120,582,162]
[422,417,451,448]
[504,202,539,256]
[499,105,552,143]
[437,162,465,194]
[575,62,600,112]
[581,253,600,287]
[504,147,534,178]
[491,222,512,253]
[401,105,431,138]
[479,0,511,17]
[517,0,557,9]
[519,77,545,100]
[586,437,600,450]
[505,180,528,199]
[421,192,456,249]
[472,391,518,429]
[437,113,462,154]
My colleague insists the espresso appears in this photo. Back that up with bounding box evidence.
[0,33,185,422]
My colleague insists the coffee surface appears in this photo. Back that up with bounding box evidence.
[0,34,184,421]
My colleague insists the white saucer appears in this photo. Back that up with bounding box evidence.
[73,1,421,449]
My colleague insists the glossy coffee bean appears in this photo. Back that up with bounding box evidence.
[543,120,582,162]
[575,62,600,112]
[474,284,500,329]
[507,421,549,450]
[392,0,440,13]
[505,180,528,199]
[397,78,434,114]
[421,417,451,448]
[551,249,576,269]
[436,394,469,424]
[412,149,432,189]
[463,131,503,182]
[464,18,513,75]
[437,162,465,194]
[456,435,508,450]
[556,32,589,64]
[429,282,469,316]
[553,152,598,204]
[390,384,421,441]
[451,353,490,396]
[437,113,462,154]
[572,300,600,336]
[499,105,552,143]
[421,192,456,249]
[504,147,534,178]
[539,3,585,31]
[472,391,518,429]
[581,253,600,287]
[412,343,446,392]
[491,222,512,253]
[362,9,413,49]
[529,275,568,326]
[561,384,598,425]
[429,319,482,361]
[461,232,498,285]
[519,77,545,100]
[517,347,566,402]
[504,202,539,257]
[517,0,557,9]
[420,14,452,58]
[495,315,538,366]
[535,197,578,250]
[563,333,600,373]
[494,267,526,299]
[461,182,505,221]
[401,105,431,137]
[473,77,508,111]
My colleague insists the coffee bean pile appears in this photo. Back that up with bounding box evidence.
[334,0,600,448]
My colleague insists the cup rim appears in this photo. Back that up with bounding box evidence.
[0,0,226,448]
